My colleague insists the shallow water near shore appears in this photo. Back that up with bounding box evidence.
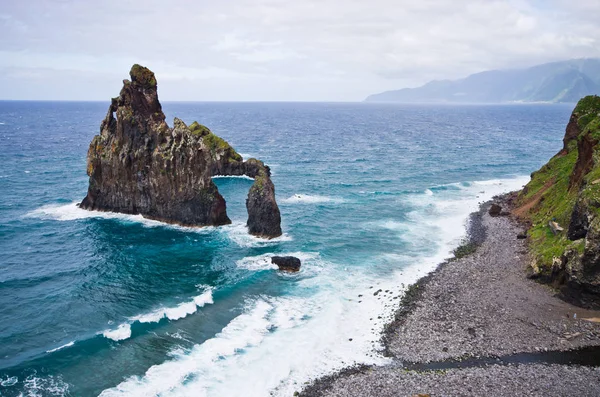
[0,101,573,396]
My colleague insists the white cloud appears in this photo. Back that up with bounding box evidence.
[0,0,598,100]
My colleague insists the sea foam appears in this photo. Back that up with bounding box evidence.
[211,175,254,181]
[221,222,293,248]
[20,374,70,396]
[281,194,344,204]
[97,175,530,396]
[102,289,214,342]
[102,324,132,342]
[27,203,221,235]
[236,252,319,272]
[26,204,291,248]
[46,341,75,353]
[0,375,18,387]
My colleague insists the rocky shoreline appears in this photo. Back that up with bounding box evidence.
[301,194,600,397]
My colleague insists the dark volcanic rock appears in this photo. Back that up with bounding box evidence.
[569,131,598,191]
[80,66,229,227]
[271,256,301,272]
[568,198,591,240]
[247,162,282,238]
[80,64,282,237]
[244,158,268,179]
[193,121,246,177]
[488,203,502,217]
[561,111,582,154]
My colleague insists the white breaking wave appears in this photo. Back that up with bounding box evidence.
[45,341,75,353]
[97,176,529,396]
[102,324,132,342]
[236,252,319,272]
[26,205,290,247]
[235,254,278,271]
[130,289,214,323]
[99,299,274,397]
[99,267,407,397]
[212,175,254,180]
[281,194,345,204]
[102,290,214,342]
[221,222,292,248]
[400,175,530,264]
[26,202,195,229]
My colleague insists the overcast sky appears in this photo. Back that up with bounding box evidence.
[1,0,599,101]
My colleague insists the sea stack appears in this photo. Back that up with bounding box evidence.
[80,64,282,238]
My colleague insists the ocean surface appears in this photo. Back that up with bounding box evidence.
[0,101,573,396]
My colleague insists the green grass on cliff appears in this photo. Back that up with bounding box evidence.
[202,133,243,162]
[520,95,600,271]
[189,121,211,137]
[577,98,600,217]
[574,95,600,129]
[130,64,157,88]
[187,120,243,162]
[521,149,578,269]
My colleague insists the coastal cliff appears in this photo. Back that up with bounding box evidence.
[515,95,600,303]
[80,64,282,238]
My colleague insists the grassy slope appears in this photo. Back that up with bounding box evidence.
[188,121,243,162]
[517,96,600,271]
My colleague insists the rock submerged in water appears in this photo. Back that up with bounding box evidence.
[80,64,282,238]
[271,256,301,272]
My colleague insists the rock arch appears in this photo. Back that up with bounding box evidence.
[80,64,282,238]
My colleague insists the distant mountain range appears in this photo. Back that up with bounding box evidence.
[365,59,600,104]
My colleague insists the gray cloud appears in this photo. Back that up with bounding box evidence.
[0,0,599,100]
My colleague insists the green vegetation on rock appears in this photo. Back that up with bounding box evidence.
[130,64,157,89]
[189,121,211,137]
[518,95,600,272]
[574,96,600,129]
[251,172,267,195]
[452,242,478,259]
[522,150,578,269]
[203,133,229,153]
[202,131,243,162]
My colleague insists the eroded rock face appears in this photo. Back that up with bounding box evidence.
[246,162,282,238]
[558,226,600,299]
[517,95,600,303]
[568,198,591,241]
[80,64,282,237]
[561,112,582,155]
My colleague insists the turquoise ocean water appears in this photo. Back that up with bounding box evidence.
[0,101,572,396]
